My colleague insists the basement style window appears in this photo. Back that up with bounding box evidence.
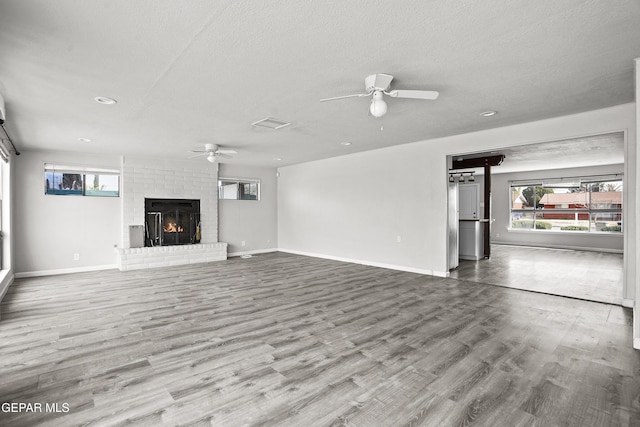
[509,174,622,233]
[218,178,260,200]
[44,163,120,197]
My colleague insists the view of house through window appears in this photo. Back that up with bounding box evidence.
[510,176,622,233]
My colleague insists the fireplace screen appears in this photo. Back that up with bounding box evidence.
[145,198,201,246]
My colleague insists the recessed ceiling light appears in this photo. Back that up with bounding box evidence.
[78,138,92,142]
[480,110,497,117]
[94,96,117,105]
[274,157,282,161]
[341,142,352,146]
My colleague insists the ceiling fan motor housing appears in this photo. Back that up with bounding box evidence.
[365,74,394,92]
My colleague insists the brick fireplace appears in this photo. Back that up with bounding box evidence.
[115,156,227,271]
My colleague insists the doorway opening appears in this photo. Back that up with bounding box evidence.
[446,132,625,305]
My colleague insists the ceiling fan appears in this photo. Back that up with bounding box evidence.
[320,73,439,118]
[189,143,237,163]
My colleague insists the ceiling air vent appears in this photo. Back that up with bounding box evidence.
[251,117,291,130]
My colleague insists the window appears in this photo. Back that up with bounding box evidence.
[0,146,10,271]
[0,161,3,269]
[218,178,260,200]
[44,163,120,197]
[85,174,120,197]
[45,171,83,195]
[509,175,622,233]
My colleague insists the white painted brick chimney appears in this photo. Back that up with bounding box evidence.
[116,156,226,270]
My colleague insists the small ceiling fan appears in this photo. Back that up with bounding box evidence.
[320,73,439,118]
[189,143,237,163]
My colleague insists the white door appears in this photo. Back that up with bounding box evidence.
[459,184,480,219]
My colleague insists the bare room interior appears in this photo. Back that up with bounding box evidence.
[449,133,625,305]
[0,1,639,426]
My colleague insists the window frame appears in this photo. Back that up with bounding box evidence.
[509,175,622,234]
[84,172,120,197]
[218,177,261,201]
[44,163,120,197]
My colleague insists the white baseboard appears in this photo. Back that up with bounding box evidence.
[15,264,118,279]
[228,248,278,258]
[431,270,449,278]
[0,270,15,301]
[278,248,443,277]
[634,306,639,350]
[622,299,634,308]
[492,241,623,254]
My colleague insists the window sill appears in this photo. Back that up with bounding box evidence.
[507,228,623,236]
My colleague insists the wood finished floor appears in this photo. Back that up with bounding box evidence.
[1,252,638,426]
[450,245,624,305]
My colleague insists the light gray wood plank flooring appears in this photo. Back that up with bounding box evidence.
[450,244,624,305]
[1,252,638,426]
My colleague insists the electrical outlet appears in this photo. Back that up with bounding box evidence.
[396,236,401,243]
[241,241,246,247]
[73,253,80,261]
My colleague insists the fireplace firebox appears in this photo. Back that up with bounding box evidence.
[145,198,201,246]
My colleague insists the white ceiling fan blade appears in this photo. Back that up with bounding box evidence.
[188,152,206,158]
[216,153,233,159]
[216,149,237,155]
[386,89,439,100]
[320,92,371,102]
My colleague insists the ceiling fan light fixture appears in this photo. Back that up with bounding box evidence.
[320,74,439,120]
[369,91,387,118]
[207,153,217,163]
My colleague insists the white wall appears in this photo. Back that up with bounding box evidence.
[492,164,624,252]
[218,164,277,255]
[14,150,121,275]
[634,58,640,349]
[278,144,447,275]
[278,103,636,291]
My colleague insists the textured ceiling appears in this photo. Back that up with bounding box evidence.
[453,131,625,175]
[0,0,638,168]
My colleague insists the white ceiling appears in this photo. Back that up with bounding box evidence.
[453,131,625,175]
[0,1,638,168]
